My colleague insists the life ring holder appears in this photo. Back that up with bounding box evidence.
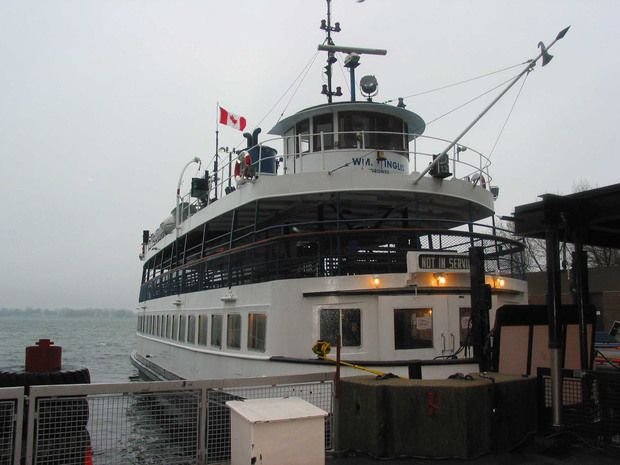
[234,151,254,184]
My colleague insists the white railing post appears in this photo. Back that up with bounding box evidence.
[321,132,325,170]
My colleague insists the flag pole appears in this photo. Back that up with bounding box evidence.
[214,103,220,200]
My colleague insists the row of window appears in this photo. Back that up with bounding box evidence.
[137,312,266,352]
[138,306,469,354]
[287,111,409,154]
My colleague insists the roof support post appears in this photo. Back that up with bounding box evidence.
[545,222,563,428]
[469,246,492,372]
[572,235,590,370]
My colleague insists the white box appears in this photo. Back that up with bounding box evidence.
[226,397,328,465]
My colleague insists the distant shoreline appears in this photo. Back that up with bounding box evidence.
[0,308,135,318]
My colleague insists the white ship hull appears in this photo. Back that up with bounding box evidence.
[133,273,527,381]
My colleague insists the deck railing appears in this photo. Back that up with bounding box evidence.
[209,131,492,195]
[139,220,526,302]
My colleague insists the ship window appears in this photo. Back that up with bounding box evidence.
[179,315,186,342]
[187,315,196,344]
[211,314,222,348]
[166,315,171,339]
[338,111,406,151]
[319,308,361,347]
[295,119,310,154]
[284,128,295,156]
[160,315,166,337]
[248,313,267,352]
[313,114,334,151]
[394,308,433,350]
[156,315,160,336]
[198,315,208,345]
[172,315,178,341]
[227,313,242,349]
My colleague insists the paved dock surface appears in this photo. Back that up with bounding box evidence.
[327,435,620,464]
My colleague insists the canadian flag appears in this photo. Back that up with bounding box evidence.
[219,106,247,131]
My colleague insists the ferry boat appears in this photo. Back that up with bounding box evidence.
[131,2,531,381]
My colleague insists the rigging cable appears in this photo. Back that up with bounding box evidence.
[425,72,521,126]
[255,50,320,129]
[488,70,530,159]
[217,52,321,168]
[273,51,321,126]
[382,61,530,104]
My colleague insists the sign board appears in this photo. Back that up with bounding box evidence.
[407,251,470,274]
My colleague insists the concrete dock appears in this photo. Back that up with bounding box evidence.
[327,436,620,464]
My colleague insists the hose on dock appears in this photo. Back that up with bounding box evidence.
[312,340,402,379]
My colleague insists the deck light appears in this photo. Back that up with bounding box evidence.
[494,277,506,288]
[373,275,380,287]
[434,273,447,286]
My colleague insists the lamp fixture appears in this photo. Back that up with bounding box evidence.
[373,275,381,287]
[494,277,506,288]
[220,289,237,303]
[434,273,447,286]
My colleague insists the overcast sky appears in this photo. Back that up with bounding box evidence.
[1,0,618,310]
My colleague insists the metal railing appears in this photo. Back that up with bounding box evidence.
[148,131,494,249]
[140,221,526,302]
[210,131,493,193]
[0,373,334,465]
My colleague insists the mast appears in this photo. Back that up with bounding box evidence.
[320,0,341,103]
[319,0,386,103]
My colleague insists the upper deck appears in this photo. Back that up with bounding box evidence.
[144,100,496,258]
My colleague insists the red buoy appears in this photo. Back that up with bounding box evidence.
[25,338,62,372]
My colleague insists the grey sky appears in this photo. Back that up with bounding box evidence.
[1,0,618,310]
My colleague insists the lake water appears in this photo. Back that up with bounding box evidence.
[0,315,138,383]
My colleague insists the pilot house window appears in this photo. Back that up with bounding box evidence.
[394,308,433,349]
[295,119,310,154]
[320,308,361,347]
[338,111,406,151]
[313,114,334,151]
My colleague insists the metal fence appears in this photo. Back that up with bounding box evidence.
[0,373,334,465]
[0,387,24,465]
[538,369,620,447]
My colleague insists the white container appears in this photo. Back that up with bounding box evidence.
[226,397,328,465]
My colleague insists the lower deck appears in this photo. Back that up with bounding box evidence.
[134,268,527,380]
